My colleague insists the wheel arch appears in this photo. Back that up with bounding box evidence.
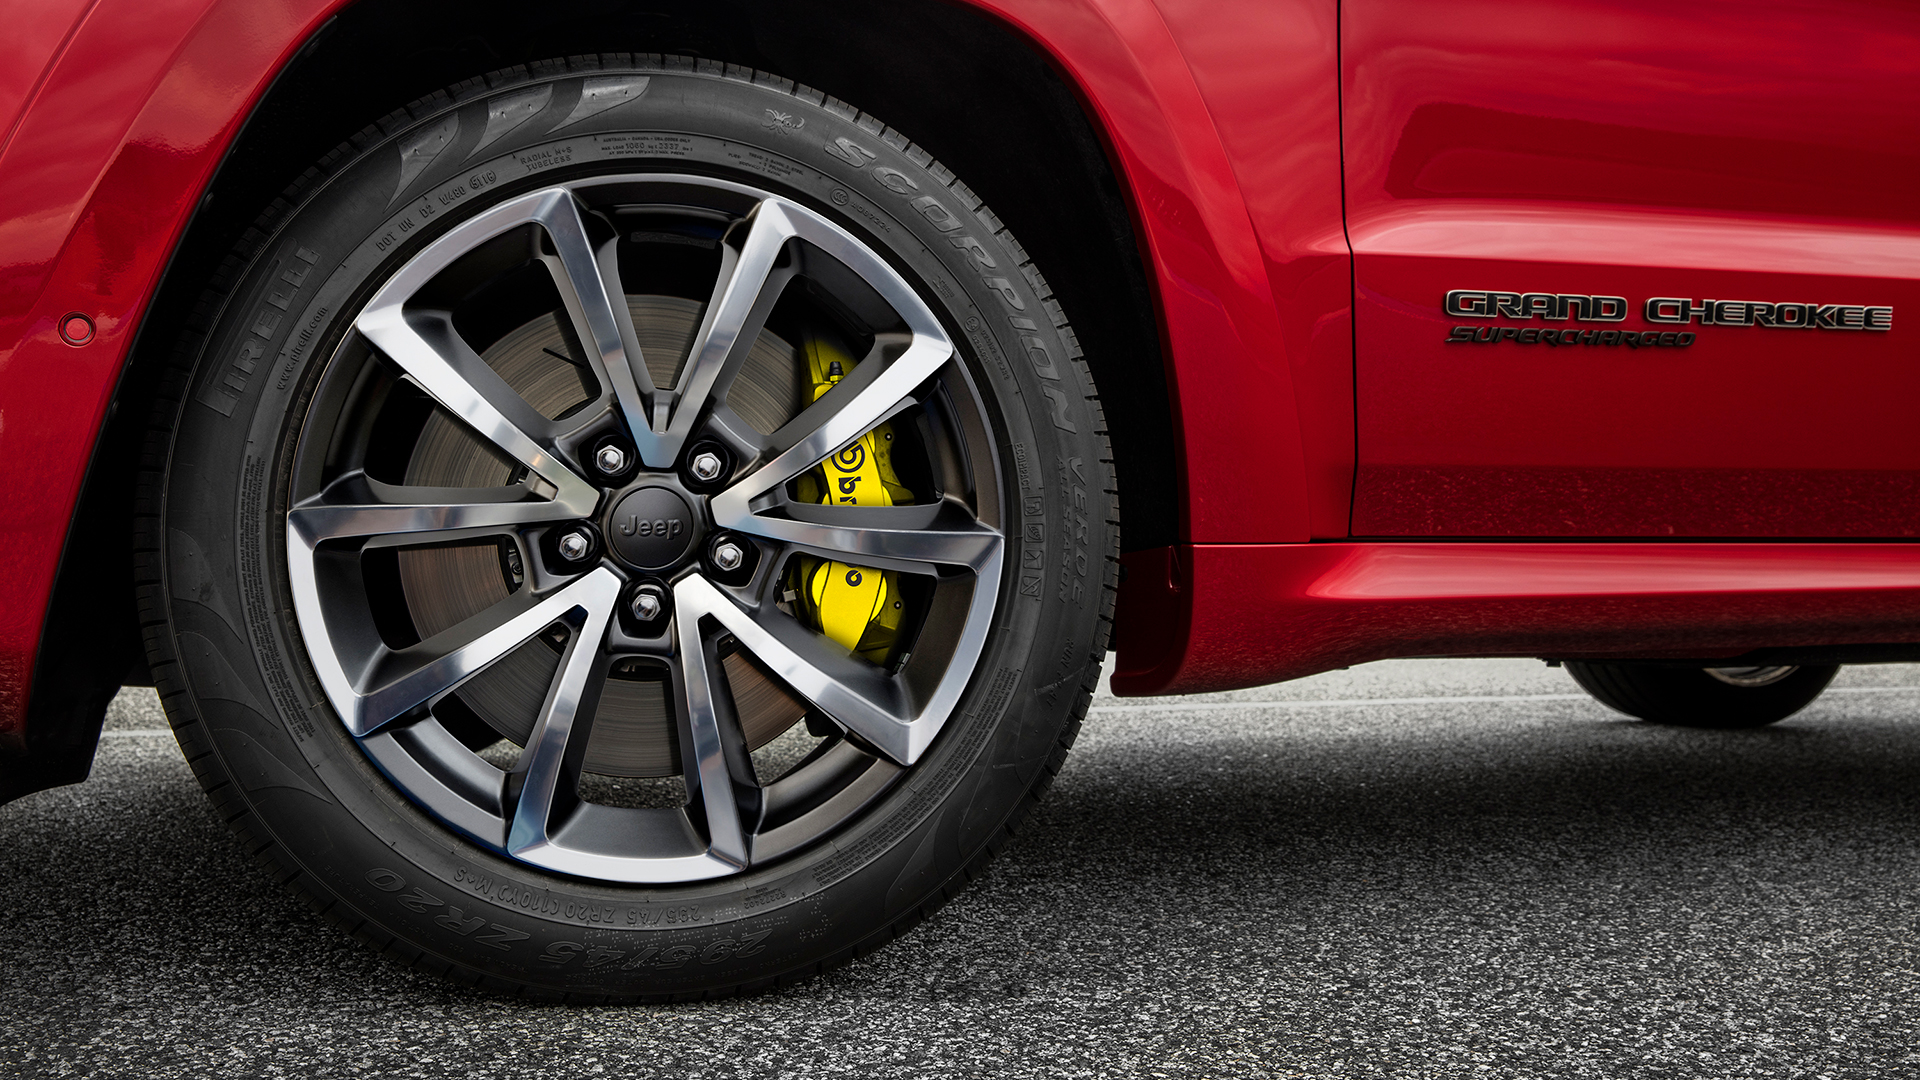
[123,0,1183,554]
[17,0,1216,800]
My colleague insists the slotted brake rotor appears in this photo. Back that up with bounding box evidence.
[397,295,807,777]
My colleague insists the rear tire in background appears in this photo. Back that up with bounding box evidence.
[1564,661,1838,729]
[133,56,1116,1000]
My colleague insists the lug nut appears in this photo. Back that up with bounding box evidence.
[556,530,592,562]
[704,531,757,585]
[629,583,667,624]
[540,522,603,575]
[595,444,629,475]
[683,442,732,490]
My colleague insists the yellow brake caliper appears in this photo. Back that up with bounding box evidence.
[792,332,912,665]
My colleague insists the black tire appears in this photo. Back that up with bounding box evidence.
[134,56,1117,1000]
[1563,661,1838,729]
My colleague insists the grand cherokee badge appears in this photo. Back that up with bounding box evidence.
[1444,289,1892,346]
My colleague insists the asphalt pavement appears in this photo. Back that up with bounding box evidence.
[5,658,1920,1078]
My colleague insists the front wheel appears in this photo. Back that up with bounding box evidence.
[136,57,1116,1000]
[1564,661,1839,729]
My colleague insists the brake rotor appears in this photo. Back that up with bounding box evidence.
[396,294,808,777]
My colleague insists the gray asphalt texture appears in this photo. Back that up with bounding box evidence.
[6,659,1920,1079]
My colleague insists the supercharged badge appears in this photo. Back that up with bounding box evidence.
[1448,325,1696,348]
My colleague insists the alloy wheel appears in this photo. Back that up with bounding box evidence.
[286,174,1005,884]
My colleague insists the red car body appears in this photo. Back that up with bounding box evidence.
[3,0,1916,794]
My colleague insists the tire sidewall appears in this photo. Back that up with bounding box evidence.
[159,60,1110,996]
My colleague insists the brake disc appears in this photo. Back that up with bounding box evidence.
[396,295,807,777]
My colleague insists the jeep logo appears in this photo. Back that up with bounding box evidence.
[619,515,684,538]
[606,486,698,570]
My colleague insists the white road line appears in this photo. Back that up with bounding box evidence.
[1087,685,1920,715]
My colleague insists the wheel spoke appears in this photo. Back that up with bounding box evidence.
[675,574,924,765]
[730,500,1001,576]
[708,334,951,524]
[355,307,599,519]
[535,192,664,461]
[327,568,622,738]
[353,188,628,517]
[673,584,757,866]
[506,574,621,860]
[664,200,800,453]
[287,471,575,546]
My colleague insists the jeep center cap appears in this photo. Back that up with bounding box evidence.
[606,486,698,569]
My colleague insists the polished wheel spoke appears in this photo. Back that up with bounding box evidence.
[354,188,634,517]
[676,574,923,765]
[505,573,621,859]
[673,583,758,867]
[665,200,801,454]
[733,500,1001,576]
[287,471,575,546]
[330,569,623,738]
[709,334,951,523]
[535,191,663,458]
[355,309,600,519]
